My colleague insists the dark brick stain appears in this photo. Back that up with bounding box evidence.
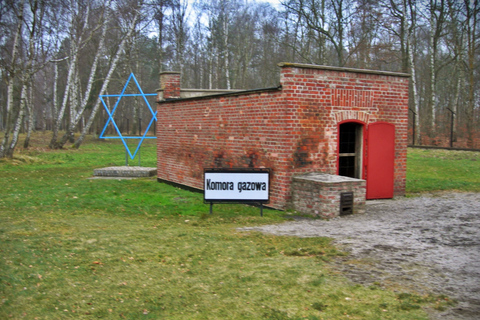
[245,150,259,168]
[212,151,234,168]
[293,137,319,168]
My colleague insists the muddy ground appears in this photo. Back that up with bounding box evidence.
[241,192,480,319]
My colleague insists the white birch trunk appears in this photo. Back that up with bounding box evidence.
[56,6,109,148]
[67,66,81,141]
[7,84,27,157]
[42,69,48,131]
[23,81,34,148]
[223,12,231,89]
[50,1,91,148]
[465,0,477,148]
[0,0,24,158]
[74,10,141,148]
[405,0,420,144]
[429,6,436,135]
[51,60,59,130]
[49,42,77,148]
[22,0,42,149]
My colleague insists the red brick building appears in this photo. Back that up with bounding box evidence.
[156,63,409,210]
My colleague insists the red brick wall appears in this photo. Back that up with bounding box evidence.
[159,71,181,99]
[157,63,409,209]
[291,173,366,218]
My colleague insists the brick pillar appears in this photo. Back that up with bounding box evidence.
[159,71,181,100]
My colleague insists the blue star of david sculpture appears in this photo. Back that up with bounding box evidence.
[99,73,157,163]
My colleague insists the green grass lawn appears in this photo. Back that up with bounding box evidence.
[406,148,480,193]
[0,133,464,319]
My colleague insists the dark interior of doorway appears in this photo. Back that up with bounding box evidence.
[339,122,363,179]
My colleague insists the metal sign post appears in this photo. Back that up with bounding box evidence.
[204,168,270,216]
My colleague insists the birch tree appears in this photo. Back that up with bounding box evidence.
[463,0,479,147]
[426,0,446,138]
[54,3,111,148]
[0,0,24,159]
[49,0,108,148]
[74,2,142,148]
[151,0,173,72]
[170,0,189,74]
[444,0,464,144]
[1,0,46,158]
[386,0,420,142]
[22,0,39,149]
[283,0,353,66]
[406,0,420,144]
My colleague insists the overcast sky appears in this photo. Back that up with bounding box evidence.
[260,0,282,9]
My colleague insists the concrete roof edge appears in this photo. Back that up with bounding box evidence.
[157,86,282,103]
[159,71,181,75]
[277,62,411,78]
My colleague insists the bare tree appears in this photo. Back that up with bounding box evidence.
[1,0,47,157]
[426,0,447,139]
[385,0,420,142]
[462,0,479,147]
[406,0,420,144]
[54,2,111,148]
[170,0,189,74]
[74,1,142,148]
[1,0,478,151]
[0,0,24,159]
[152,0,172,72]
[283,0,354,66]
[49,0,108,148]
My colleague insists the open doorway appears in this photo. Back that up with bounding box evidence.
[338,122,364,179]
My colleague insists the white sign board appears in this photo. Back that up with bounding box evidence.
[204,169,270,202]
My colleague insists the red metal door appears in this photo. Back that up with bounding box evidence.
[366,122,395,199]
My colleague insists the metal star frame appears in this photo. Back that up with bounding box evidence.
[99,73,157,161]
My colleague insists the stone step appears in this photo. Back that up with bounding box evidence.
[93,166,156,177]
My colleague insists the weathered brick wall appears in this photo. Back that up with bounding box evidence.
[279,63,409,199]
[157,63,409,210]
[157,88,293,208]
[159,71,181,99]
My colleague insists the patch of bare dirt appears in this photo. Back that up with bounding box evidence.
[241,192,480,319]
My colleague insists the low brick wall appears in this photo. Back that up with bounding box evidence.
[291,173,366,218]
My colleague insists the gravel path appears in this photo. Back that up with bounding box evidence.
[241,192,480,319]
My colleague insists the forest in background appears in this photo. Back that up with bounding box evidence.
[0,0,479,158]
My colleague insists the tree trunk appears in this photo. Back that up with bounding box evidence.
[428,2,436,139]
[223,7,231,89]
[55,4,110,148]
[406,0,420,144]
[7,84,27,158]
[0,0,24,159]
[22,0,40,149]
[49,1,91,149]
[23,81,34,148]
[49,45,77,148]
[74,10,141,149]
[464,0,478,148]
